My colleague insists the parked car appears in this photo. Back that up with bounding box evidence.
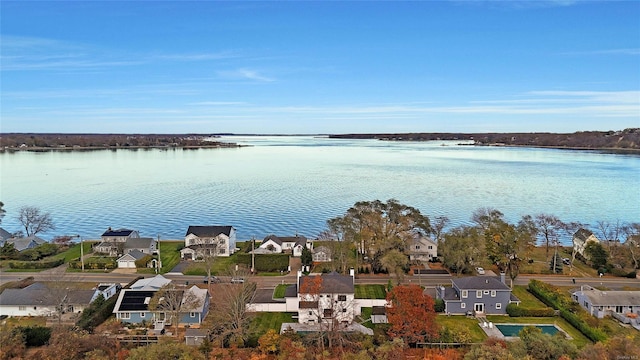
[562,258,571,265]
[476,267,485,275]
[231,277,245,284]
[203,276,220,284]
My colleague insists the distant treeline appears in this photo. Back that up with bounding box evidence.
[0,133,240,150]
[330,128,640,151]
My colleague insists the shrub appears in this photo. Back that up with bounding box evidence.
[560,309,607,342]
[13,326,51,347]
[8,259,64,269]
[77,294,118,331]
[434,299,445,313]
[506,303,555,317]
[627,271,638,279]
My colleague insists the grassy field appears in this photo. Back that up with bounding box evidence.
[182,252,242,276]
[247,312,295,346]
[1,316,47,329]
[485,315,592,348]
[158,241,184,273]
[273,284,288,299]
[511,285,549,309]
[435,315,488,343]
[354,284,386,299]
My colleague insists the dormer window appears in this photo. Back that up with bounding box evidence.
[461,290,468,298]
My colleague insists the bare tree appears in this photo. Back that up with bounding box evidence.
[534,213,564,260]
[17,206,55,236]
[596,220,624,257]
[623,223,640,270]
[149,283,203,336]
[431,215,450,251]
[207,270,256,347]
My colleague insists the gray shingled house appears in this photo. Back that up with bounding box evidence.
[436,274,519,315]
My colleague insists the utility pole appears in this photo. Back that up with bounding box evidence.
[156,234,162,274]
[251,236,255,274]
[77,235,84,272]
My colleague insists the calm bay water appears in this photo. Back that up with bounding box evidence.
[1,136,638,244]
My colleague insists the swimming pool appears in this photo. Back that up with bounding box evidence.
[495,324,560,337]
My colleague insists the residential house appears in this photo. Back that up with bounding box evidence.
[296,270,356,324]
[0,282,95,317]
[91,283,121,302]
[1,235,47,252]
[112,275,209,327]
[124,237,157,254]
[436,273,520,315]
[371,306,388,324]
[572,285,640,323]
[312,246,332,263]
[185,328,208,346]
[0,227,14,243]
[408,233,437,262]
[181,226,236,259]
[257,234,311,257]
[573,228,600,259]
[94,228,141,256]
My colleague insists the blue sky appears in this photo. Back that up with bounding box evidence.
[1,1,639,134]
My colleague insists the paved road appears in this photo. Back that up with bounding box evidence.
[2,270,638,290]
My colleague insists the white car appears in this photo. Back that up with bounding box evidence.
[476,267,485,275]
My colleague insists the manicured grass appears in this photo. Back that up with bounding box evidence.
[485,315,591,348]
[247,312,295,346]
[436,315,487,343]
[355,284,387,299]
[273,284,288,299]
[511,285,549,309]
[360,307,375,329]
[159,241,184,273]
[182,253,241,276]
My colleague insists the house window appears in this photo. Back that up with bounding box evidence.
[461,303,466,309]
[491,290,496,297]
[121,312,131,319]
[476,290,482,298]
[428,246,433,249]
[308,311,313,315]
[219,248,226,254]
[415,246,421,250]
[342,308,347,312]
[616,306,623,313]
[483,290,489,295]
[19,306,26,311]
[190,312,197,317]
[461,290,468,298]
[140,312,145,318]
[496,303,502,310]
[338,295,347,301]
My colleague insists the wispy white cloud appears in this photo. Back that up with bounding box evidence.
[217,68,275,82]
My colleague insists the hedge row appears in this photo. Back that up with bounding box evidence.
[68,257,117,270]
[235,253,289,272]
[506,303,555,317]
[560,309,607,342]
[7,259,64,269]
[528,279,606,342]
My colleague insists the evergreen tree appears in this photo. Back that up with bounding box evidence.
[549,251,563,274]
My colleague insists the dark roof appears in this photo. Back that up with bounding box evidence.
[186,226,233,237]
[262,234,307,247]
[299,272,354,294]
[452,276,510,291]
[0,283,93,306]
[284,284,298,298]
[442,287,460,301]
[185,328,207,338]
[372,306,387,315]
[0,227,13,240]
[117,290,156,311]
[123,249,147,260]
[125,237,154,249]
[102,228,135,237]
[574,228,595,242]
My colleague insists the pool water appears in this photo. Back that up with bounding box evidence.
[495,324,559,337]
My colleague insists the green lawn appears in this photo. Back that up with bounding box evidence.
[355,284,386,299]
[511,285,550,309]
[47,241,95,263]
[485,315,591,348]
[273,284,288,299]
[158,241,184,273]
[1,316,46,329]
[436,315,488,343]
[247,312,295,346]
[182,252,241,276]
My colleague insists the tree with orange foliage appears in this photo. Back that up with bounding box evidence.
[386,285,438,346]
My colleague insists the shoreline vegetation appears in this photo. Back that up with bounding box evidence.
[0,133,244,152]
[330,128,640,154]
[0,129,638,153]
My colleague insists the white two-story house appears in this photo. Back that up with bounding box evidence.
[181,225,236,260]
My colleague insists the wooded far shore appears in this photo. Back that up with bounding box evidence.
[330,128,640,153]
[0,129,639,153]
